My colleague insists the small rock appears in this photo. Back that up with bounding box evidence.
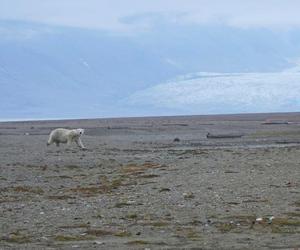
[159,188,171,193]
[256,217,263,223]
[94,241,104,245]
[173,137,180,142]
[268,216,275,224]
[183,192,195,199]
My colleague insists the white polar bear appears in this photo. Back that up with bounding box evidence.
[47,128,86,149]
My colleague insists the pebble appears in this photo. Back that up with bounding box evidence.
[183,192,195,199]
[94,241,104,245]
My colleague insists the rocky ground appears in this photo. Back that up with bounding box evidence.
[0,113,299,249]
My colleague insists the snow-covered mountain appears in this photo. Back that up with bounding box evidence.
[1,20,300,119]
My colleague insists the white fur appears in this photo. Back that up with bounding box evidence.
[47,128,85,149]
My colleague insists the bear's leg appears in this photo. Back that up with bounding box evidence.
[75,138,86,149]
[55,142,60,147]
[47,137,53,146]
[67,139,72,146]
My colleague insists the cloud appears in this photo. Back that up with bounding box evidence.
[1,0,300,31]
[128,69,300,114]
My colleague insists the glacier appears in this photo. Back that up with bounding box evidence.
[128,70,300,114]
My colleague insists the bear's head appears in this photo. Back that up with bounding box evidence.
[70,128,85,138]
[76,128,85,136]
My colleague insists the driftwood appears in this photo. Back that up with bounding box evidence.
[206,132,244,139]
[262,120,289,125]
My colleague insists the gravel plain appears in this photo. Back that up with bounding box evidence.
[0,113,300,249]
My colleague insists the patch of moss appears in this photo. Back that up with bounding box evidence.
[186,231,202,240]
[59,223,90,229]
[13,186,44,195]
[110,178,123,189]
[54,235,95,241]
[284,212,300,218]
[85,229,114,236]
[125,213,138,219]
[114,202,132,208]
[151,221,169,227]
[114,231,131,237]
[138,174,160,179]
[70,186,106,196]
[58,175,72,179]
[1,232,32,244]
[175,227,201,240]
[242,199,269,203]
[121,162,161,175]
[216,222,237,233]
[271,226,300,234]
[141,220,169,227]
[69,176,125,196]
[126,240,150,245]
[47,195,75,200]
[65,165,81,169]
[272,218,300,226]
[121,164,145,175]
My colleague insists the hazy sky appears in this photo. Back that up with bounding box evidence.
[1,0,300,31]
[2,0,300,119]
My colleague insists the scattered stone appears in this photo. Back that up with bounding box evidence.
[173,137,180,142]
[268,216,275,224]
[256,217,263,223]
[94,241,104,245]
[159,188,171,193]
[183,192,195,199]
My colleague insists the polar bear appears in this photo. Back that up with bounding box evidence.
[47,128,86,149]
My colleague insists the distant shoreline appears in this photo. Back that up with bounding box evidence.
[1,111,300,123]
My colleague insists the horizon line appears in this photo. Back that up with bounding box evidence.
[1,111,300,123]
